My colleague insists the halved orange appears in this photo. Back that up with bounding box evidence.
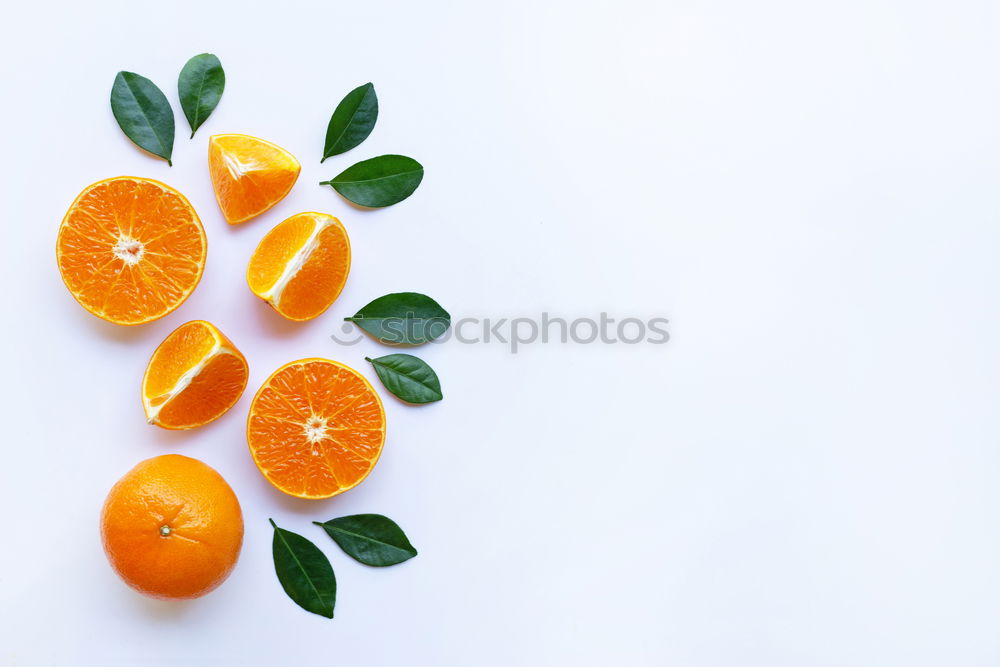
[208,134,300,224]
[56,177,207,325]
[247,358,386,499]
[246,212,351,321]
[142,321,249,430]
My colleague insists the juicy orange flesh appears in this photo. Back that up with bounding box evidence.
[57,178,206,324]
[246,214,316,294]
[143,321,249,430]
[155,352,248,428]
[100,454,243,600]
[278,222,351,320]
[143,322,218,401]
[247,213,351,321]
[248,360,385,498]
[208,134,300,224]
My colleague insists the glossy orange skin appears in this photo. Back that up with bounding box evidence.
[100,455,244,600]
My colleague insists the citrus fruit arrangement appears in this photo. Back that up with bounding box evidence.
[64,54,439,617]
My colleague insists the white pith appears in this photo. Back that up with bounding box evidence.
[304,416,329,452]
[144,340,240,424]
[112,235,144,265]
[263,216,334,309]
[222,152,261,180]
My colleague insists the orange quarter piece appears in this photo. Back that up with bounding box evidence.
[247,212,351,321]
[247,358,386,499]
[56,177,207,325]
[208,134,301,224]
[142,321,249,430]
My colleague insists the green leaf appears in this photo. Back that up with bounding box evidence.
[320,155,423,207]
[313,514,418,567]
[178,53,225,138]
[270,518,336,618]
[366,354,443,404]
[345,292,450,345]
[322,82,378,161]
[110,71,174,165]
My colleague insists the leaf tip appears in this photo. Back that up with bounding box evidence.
[364,357,373,363]
[268,518,278,529]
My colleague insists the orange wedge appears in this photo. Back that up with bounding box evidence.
[208,134,300,224]
[142,321,249,430]
[246,212,351,321]
[56,177,207,325]
[247,358,386,499]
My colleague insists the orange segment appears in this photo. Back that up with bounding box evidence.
[56,177,207,325]
[142,320,249,430]
[246,212,351,321]
[208,134,300,224]
[247,358,386,499]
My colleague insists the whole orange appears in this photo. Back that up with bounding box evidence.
[100,454,244,599]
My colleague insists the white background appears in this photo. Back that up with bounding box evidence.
[2,0,999,665]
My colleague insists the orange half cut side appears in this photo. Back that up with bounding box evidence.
[247,358,386,499]
[56,177,207,325]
